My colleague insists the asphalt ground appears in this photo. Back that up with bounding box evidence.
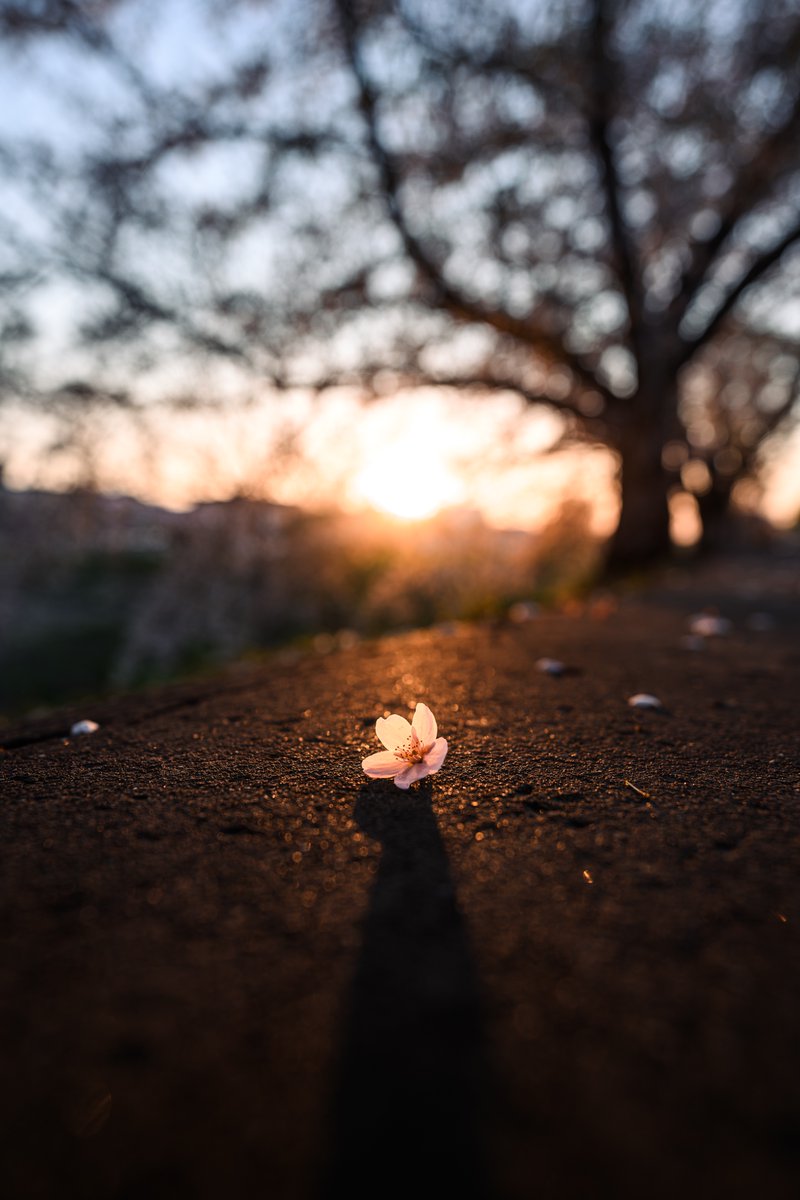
[2,587,799,1199]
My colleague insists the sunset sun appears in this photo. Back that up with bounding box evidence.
[352,444,462,520]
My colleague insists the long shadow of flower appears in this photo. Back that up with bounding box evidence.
[320,782,491,1199]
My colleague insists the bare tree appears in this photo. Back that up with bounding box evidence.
[1,0,799,566]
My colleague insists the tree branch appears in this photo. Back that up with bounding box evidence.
[396,371,614,435]
[333,0,613,404]
[749,363,800,458]
[586,0,643,366]
[669,86,800,325]
[395,1,579,111]
[82,267,267,368]
[677,217,800,368]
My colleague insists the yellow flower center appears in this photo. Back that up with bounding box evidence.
[393,731,430,764]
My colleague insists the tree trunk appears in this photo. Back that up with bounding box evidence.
[605,419,672,573]
[697,475,735,553]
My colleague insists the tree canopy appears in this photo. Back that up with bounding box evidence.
[1,0,799,562]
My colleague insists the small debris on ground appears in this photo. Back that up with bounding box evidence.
[70,719,100,736]
[628,693,663,710]
[689,614,732,637]
[624,778,652,798]
[536,657,566,676]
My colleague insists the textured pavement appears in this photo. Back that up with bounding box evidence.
[2,592,799,1199]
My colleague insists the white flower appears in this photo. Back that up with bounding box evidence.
[70,719,99,735]
[362,702,448,790]
[689,613,732,637]
[628,693,662,710]
[536,657,566,676]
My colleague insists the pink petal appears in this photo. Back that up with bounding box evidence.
[376,714,413,752]
[362,750,405,778]
[411,702,437,746]
[423,737,448,772]
[394,761,431,790]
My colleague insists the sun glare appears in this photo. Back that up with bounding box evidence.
[352,444,462,520]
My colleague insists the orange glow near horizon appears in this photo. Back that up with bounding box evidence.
[2,392,799,532]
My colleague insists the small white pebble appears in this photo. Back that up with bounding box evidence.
[628,693,663,710]
[537,657,566,676]
[689,614,732,637]
[70,719,99,736]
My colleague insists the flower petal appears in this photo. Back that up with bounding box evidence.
[70,719,99,736]
[376,714,413,752]
[423,737,448,772]
[627,693,662,710]
[689,614,732,637]
[536,657,565,676]
[394,761,431,790]
[362,750,406,778]
[411,702,437,746]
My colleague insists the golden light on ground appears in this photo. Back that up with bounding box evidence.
[351,443,462,520]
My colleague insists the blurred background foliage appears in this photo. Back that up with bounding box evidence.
[0,487,601,712]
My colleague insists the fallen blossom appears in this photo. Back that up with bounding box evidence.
[362,702,448,790]
[627,693,662,710]
[70,719,99,736]
[536,657,566,676]
[689,613,732,637]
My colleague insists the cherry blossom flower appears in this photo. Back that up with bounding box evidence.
[362,702,448,790]
[70,719,99,735]
[628,693,663,710]
[537,657,566,676]
[689,613,732,637]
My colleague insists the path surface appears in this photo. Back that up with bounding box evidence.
[2,575,799,1199]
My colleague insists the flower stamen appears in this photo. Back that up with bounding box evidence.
[393,731,426,763]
